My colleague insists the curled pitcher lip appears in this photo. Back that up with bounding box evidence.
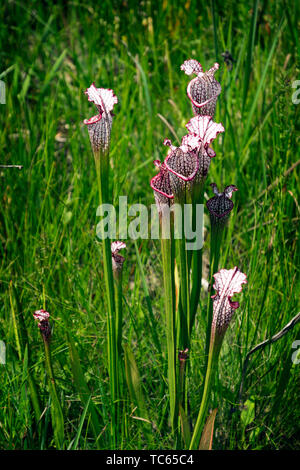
[185,115,225,147]
[150,160,174,214]
[84,83,118,154]
[211,267,247,336]
[83,114,102,125]
[150,162,174,199]
[84,83,118,114]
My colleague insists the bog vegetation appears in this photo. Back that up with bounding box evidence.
[0,0,299,450]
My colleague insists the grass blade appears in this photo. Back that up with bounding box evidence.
[199,408,217,450]
[242,18,286,146]
[69,395,92,450]
[134,240,161,355]
[179,403,191,448]
[124,344,148,419]
[242,0,259,112]
[40,49,67,94]
[65,331,102,448]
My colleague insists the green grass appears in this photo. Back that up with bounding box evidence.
[0,0,299,450]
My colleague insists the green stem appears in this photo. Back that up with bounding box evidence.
[189,327,222,450]
[161,212,177,432]
[205,223,223,357]
[178,351,188,411]
[43,338,64,449]
[114,270,124,391]
[177,231,190,349]
[175,193,191,350]
[95,150,118,445]
[190,187,204,332]
[115,275,123,359]
[190,248,203,331]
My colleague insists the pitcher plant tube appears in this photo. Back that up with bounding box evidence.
[151,156,178,430]
[33,310,64,448]
[189,268,247,449]
[84,83,119,445]
[181,60,221,117]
